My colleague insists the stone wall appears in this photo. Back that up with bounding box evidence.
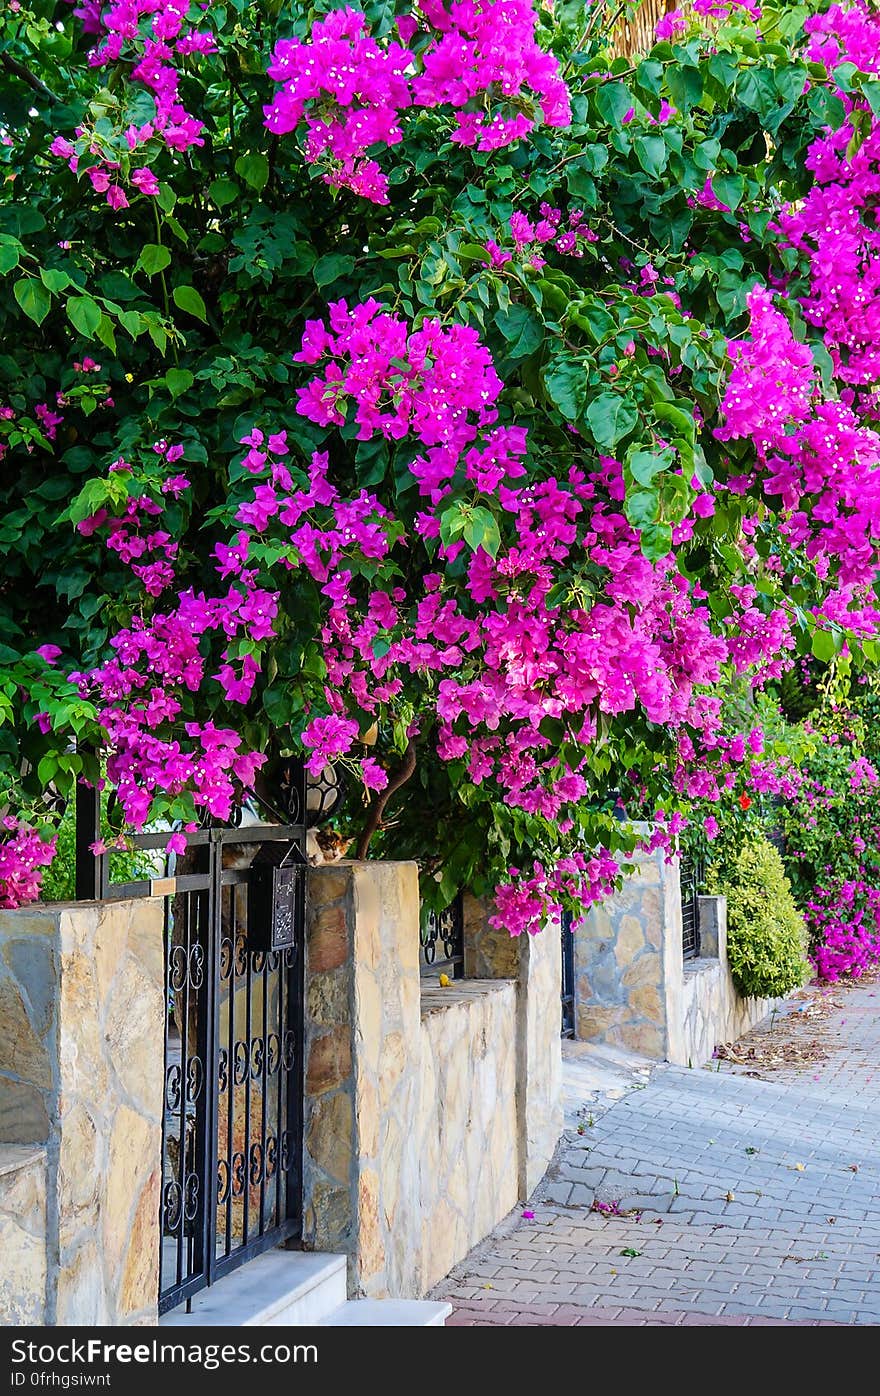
[679,897,783,1066]
[575,857,782,1067]
[574,845,683,1059]
[304,863,562,1298]
[0,1145,47,1324]
[418,980,518,1293]
[0,899,164,1325]
[302,861,422,1297]
[465,894,563,1196]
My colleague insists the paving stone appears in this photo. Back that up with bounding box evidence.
[435,974,880,1328]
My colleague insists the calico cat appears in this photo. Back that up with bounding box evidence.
[306,828,352,865]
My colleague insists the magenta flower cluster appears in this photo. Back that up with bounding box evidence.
[486,203,599,270]
[51,0,213,208]
[264,2,571,203]
[0,820,56,911]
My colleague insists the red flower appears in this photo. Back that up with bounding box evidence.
[739,793,752,811]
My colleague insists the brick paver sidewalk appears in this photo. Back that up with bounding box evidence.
[434,973,880,1326]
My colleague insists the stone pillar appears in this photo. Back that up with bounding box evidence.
[303,861,422,1298]
[573,847,684,1061]
[463,893,518,978]
[516,925,563,1198]
[0,899,164,1325]
[698,894,727,959]
[462,894,563,1199]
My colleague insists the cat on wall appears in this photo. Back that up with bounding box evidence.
[306,828,351,865]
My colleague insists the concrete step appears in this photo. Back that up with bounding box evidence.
[320,1300,451,1327]
[160,1249,347,1327]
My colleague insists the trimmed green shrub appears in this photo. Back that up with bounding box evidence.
[706,834,810,1000]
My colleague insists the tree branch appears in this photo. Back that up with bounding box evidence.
[1,53,59,104]
[355,741,416,860]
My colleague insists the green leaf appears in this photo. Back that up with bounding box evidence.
[627,447,674,486]
[66,295,101,338]
[625,488,659,528]
[234,152,269,192]
[494,304,543,360]
[40,268,71,294]
[666,65,703,112]
[209,177,239,207]
[13,278,51,325]
[544,361,586,420]
[137,243,172,276]
[595,82,634,128]
[653,402,695,443]
[165,368,194,397]
[811,629,838,662]
[173,284,207,321]
[633,135,668,179]
[117,309,142,339]
[439,503,467,547]
[462,507,501,557]
[711,173,745,211]
[774,64,808,106]
[639,521,673,561]
[585,392,638,449]
[566,166,596,204]
[0,244,19,274]
[95,314,116,353]
[570,302,615,343]
[807,85,846,130]
[314,253,355,287]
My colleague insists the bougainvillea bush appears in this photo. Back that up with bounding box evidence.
[3,0,880,933]
[774,680,880,980]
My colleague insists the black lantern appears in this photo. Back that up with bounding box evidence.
[306,762,348,827]
[248,842,307,951]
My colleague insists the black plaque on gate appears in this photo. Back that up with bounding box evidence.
[248,843,306,951]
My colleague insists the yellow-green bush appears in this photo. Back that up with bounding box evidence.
[706,834,810,999]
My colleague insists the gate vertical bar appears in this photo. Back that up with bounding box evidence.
[258,951,269,1236]
[204,830,223,1288]
[561,909,576,1038]
[75,775,103,901]
[176,892,191,1292]
[242,885,253,1249]
[285,866,305,1238]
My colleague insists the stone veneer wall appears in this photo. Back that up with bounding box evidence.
[679,896,783,1066]
[418,980,518,1292]
[0,899,164,1325]
[304,863,562,1298]
[574,845,684,1060]
[302,860,422,1297]
[0,1145,47,1324]
[575,856,783,1067]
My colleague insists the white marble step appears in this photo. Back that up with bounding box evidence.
[320,1300,451,1327]
[161,1249,347,1327]
[160,1249,450,1327]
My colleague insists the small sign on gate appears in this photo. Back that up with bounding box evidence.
[248,843,306,951]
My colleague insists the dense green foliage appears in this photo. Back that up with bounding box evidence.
[707,831,810,998]
[3,0,880,919]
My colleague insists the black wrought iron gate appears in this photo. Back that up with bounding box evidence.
[561,909,575,1038]
[76,785,307,1316]
[680,853,703,962]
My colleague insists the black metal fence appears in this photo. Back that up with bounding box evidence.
[680,853,704,961]
[75,779,307,1316]
[560,909,576,1038]
[419,892,464,978]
